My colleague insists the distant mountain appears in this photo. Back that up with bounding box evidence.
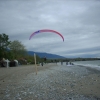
[27,51,66,59]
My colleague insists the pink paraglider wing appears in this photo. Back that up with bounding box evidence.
[29,29,64,42]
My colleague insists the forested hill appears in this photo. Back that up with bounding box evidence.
[27,51,66,59]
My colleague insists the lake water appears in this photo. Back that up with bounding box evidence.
[73,60,100,71]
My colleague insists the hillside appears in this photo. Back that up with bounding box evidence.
[27,51,66,59]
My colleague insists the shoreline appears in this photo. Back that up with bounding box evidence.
[77,65,100,74]
[0,64,100,100]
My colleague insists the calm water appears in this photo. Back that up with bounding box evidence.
[73,60,100,71]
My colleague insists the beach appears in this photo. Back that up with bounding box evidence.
[0,63,100,100]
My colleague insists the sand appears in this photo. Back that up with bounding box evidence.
[0,63,100,100]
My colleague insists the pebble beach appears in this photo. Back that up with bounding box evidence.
[0,63,100,100]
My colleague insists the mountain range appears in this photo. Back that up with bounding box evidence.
[27,51,66,59]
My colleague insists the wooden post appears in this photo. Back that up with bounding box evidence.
[7,59,9,68]
[34,53,37,75]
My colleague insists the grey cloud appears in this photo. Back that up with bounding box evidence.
[64,46,100,54]
[80,3,100,26]
[0,0,100,58]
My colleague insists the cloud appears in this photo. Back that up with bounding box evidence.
[0,0,100,58]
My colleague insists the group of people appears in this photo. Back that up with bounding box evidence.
[66,61,74,65]
[60,61,74,65]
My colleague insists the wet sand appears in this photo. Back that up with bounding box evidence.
[0,63,100,100]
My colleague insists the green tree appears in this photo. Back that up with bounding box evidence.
[9,40,27,59]
[26,54,41,64]
[0,33,11,59]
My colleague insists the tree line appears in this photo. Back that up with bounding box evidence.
[0,33,41,64]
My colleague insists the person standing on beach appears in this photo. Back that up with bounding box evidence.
[55,59,57,64]
[66,61,68,65]
[61,61,63,65]
[41,62,43,66]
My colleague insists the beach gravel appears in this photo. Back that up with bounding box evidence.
[0,63,100,100]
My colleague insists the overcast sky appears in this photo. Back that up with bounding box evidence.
[0,0,100,58]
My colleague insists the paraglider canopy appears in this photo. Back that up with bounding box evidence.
[29,29,64,42]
